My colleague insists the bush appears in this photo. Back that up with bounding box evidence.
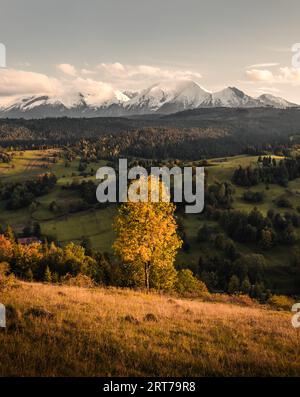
[0,273,18,291]
[24,306,54,319]
[268,295,294,311]
[242,191,264,203]
[174,269,208,296]
[276,197,292,208]
[61,273,95,288]
[0,262,10,276]
[228,275,240,294]
[143,313,158,322]
[0,262,19,290]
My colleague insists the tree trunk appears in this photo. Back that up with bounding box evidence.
[144,262,150,292]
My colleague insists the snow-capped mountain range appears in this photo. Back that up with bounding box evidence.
[0,80,298,118]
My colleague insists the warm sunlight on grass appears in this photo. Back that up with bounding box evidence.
[1,282,299,376]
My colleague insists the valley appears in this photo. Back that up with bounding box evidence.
[1,147,300,295]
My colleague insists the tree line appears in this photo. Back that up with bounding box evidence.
[0,173,57,210]
[232,156,300,187]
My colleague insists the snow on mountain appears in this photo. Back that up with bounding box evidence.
[125,80,212,114]
[0,90,130,118]
[122,90,139,99]
[84,90,129,108]
[212,87,260,107]
[4,95,67,112]
[257,94,298,109]
[0,80,298,118]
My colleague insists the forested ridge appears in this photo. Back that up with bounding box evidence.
[1,107,300,158]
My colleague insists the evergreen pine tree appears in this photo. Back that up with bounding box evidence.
[44,266,52,283]
[228,275,240,294]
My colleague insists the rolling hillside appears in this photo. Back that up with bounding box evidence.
[0,281,299,376]
[1,149,300,294]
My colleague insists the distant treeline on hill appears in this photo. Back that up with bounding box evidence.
[1,107,300,158]
[232,155,300,187]
[0,173,57,210]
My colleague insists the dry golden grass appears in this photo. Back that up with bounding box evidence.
[1,282,300,376]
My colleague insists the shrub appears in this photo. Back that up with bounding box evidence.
[24,306,54,319]
[0,262,18,290]
[0,262,10,275]
[0,273,18,291]
[44,266,52,283]
[228,275,240,294]
[276,197,292,208]
[123,315,140,325]
[174,269,208,296]
[242,191,264,203]
[241,277,251,294]
[61,273,95,288]
[143,313,158,322]
[268,295,294,311]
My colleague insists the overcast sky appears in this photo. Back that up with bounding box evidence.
[0,0,300,103]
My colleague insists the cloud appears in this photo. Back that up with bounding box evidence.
[248,86,282,97]
[98,62,202,80]
[64,77,123,106]
[246,69,274,82]
[81,68,97,75]
[0,68,62,98]
[278,67,300,83]
[0,61,202,102]
[0,61,203,107]
[0,67,126,108]
[99,62,125,74]
[246,67,300,85]
[247,62,278,69]
[56,63,77,77]
[256,86,281,94]
[96,62,202,88]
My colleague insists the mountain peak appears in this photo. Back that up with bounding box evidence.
[0,81,298,118]
[125,79,212,113]
[258,93,298,109]
[212,86,257,107]
[227,86,246,97]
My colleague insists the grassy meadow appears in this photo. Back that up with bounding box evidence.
[1,281,300,377]
[0,150,115,251]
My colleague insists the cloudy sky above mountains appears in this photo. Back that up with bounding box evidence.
[0,0,300,105]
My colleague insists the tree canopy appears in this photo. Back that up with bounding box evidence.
[113,176,182,290]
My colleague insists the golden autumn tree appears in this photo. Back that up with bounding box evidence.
[0,234,14,262]
[113,175,182,291]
